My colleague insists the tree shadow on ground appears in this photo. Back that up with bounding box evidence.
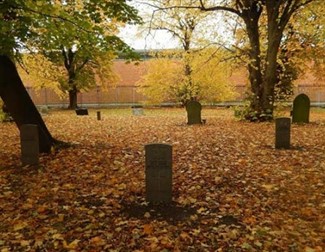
[121,201,197,225]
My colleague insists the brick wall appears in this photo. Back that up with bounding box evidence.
[23,60,325,106]
[26,84,325,106]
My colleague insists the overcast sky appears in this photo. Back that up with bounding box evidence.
[119,25,180,50]
[119,1,236,51]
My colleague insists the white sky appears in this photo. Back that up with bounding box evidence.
[118,1,237,51]
[119,25,180,50]
[118,1,181,50]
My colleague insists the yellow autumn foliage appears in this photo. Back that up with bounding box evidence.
[17,54,65,97]
[137,49,236,104]
[137,58,186,104]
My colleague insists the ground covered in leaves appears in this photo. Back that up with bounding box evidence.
[0,107,324,251]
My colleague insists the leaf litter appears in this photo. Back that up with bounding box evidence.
[0,108,324,251]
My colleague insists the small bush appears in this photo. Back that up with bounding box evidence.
[0,100,14,122]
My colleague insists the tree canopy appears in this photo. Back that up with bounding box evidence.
[0,0,141,56]
[0,0,142,108]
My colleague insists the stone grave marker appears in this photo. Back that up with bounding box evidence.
[75,108,88,116]
[38,106,49,114]
[292,93,310,123]
[186,100,202,125]
[145,143,172,203]
[275,117,291,149]
[132,105,144,116]
[97,111,101,120]
[20,124,39,165]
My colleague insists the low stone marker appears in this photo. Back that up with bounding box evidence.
[275,117,291,149]
[186,100,202,125]
[145,143,172,203]
[38,106,49,114]
[97,111,101,120]
[20,124,39,165]
[292,93,310,123]
[75,108,88,116]
[132,105,144,116]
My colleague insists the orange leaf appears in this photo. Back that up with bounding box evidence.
[143,224,154,235]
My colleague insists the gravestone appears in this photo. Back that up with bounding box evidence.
[275,117,291,149]
[75,108,88,116]
[97,111,101,120]
[186,100,202,125]
[132,105,144,116]
[145,143,172,203]
[20,124,39,165]
[38,106,49,114]
[292,93,310,123]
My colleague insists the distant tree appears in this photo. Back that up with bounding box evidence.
[137,48,235,105]
[138,0,234,105]
[29,1,141,108]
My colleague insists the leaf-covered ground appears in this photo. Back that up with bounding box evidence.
[0,108,324,251]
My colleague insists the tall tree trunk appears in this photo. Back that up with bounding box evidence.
[246,21,263,115]
[62,47,79,109]
[263,33,282,116]
[261,0,293,118]
[0,55,55,153]
[184,60,196,100]
[241,5,264,120]
[68,85,78,109]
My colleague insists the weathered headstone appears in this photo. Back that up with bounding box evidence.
[97,111,101,120]
[75,108,88,116]
[186,100,202,125]
[292,93,310,123]
[20,124,39,165]
[38,106,49,114]
[145,143,172,203]
[275,117,291,149]
[132,105,144,116]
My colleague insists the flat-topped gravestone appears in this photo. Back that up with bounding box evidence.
[20,124,39,165]
[97,111,101,120]
[292,93,310,123]
[275,117,291,149]
[38,106,49,114]
[145,143,172,203]
[75,108,88,116]
[132,105,144,116]
[186,100,202,125]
